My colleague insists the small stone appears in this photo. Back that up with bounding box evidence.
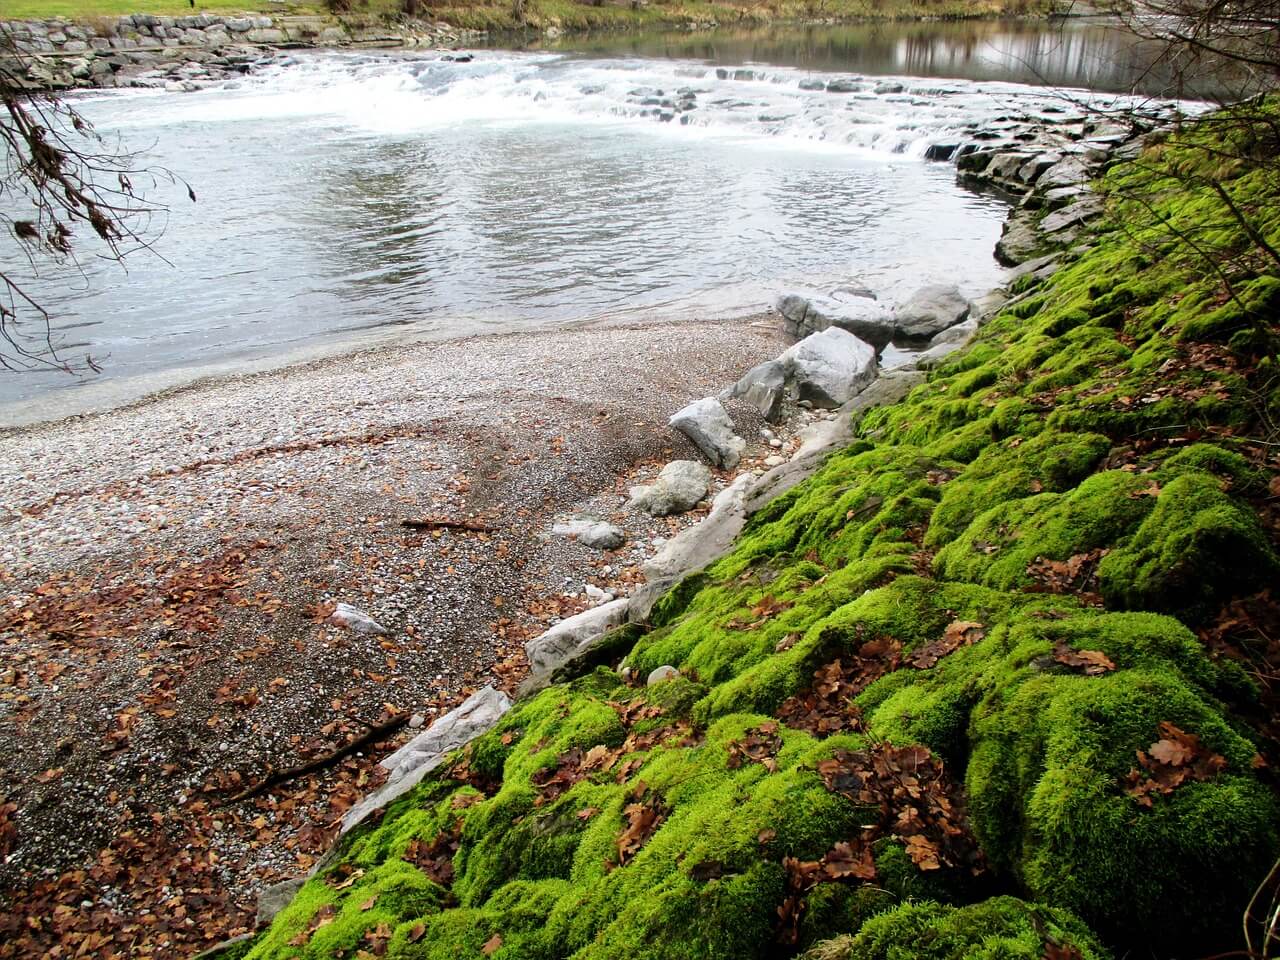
[552,518,625,550]
[408,714,425,729]
[764,455,786,467]
[629,460,712,517]
[646,664,679,686]
[328,602,389,636]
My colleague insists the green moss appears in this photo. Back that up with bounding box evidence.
[1158,443,1270,497]
[968,662,1276,948]
[926,431,1111,546]
[803,896,1111,960]
[249,102,1280,960]
[1098,471,1280,620]
[1179,273,1280,343]
[933,471,1155,590]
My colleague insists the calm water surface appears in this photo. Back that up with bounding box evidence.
[1,18,1187,424]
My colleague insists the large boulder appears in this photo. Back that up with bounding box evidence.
[723,359,787,421]
[894,284,971,339]
[669,397,746,469]
[780,327,877,408]
[776,293,894,348]
[629,460,712,516]
[994,211,1043,267]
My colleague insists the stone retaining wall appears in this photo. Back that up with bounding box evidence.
[1,13,483,90]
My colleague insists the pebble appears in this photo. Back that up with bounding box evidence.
[0,316,785,905]
[646,665,679,686]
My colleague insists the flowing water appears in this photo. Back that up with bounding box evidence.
[1,18,1182,424]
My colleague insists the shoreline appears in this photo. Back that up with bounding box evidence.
[0,306,759,434]
[0,311,800,954]
[0,2,1071,94]
[0,32,1170,957]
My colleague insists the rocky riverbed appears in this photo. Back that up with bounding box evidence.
[0,315,818,957]
[0,46,1183,956]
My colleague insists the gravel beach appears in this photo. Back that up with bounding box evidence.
[0,313,818,957]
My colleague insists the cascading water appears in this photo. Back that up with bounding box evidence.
[0,42,1169,420]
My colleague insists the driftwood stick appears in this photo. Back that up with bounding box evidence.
[221,713,410,806]
[401,517,496,532]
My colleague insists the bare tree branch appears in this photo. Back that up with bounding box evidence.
[1,32,190,376]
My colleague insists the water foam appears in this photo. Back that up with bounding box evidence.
[95,50,1156,159]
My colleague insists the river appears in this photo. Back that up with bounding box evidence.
[0,17,1182,425]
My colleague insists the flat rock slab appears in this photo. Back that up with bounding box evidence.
[629,460,712,516]
[669,397,745,469]
[1038,156,1093,190]
[643,473,754,581]
[1040,198,1104,234]
[340,685,512,834]
[524,598,631,677]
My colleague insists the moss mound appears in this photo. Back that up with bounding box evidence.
[801,896,1111,960]
[246,105,1280,960]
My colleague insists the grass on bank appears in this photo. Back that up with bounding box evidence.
[4,0,279,20]
[237,101,1280,960]
[3,0,1050,29]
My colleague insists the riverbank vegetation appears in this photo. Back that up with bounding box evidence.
[3,0,1054,30]
[238,100,1280,959]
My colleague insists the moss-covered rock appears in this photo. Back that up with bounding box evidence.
[246,102,1280,960]
[1098,471,1279,619]
[801,897,1111,960]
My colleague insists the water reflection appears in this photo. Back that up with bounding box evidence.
[515,18,1233,98]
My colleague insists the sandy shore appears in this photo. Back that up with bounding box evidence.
[0,312,837,957]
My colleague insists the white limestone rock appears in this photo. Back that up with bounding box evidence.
[669,397,746,469]
[340,686,512,833]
